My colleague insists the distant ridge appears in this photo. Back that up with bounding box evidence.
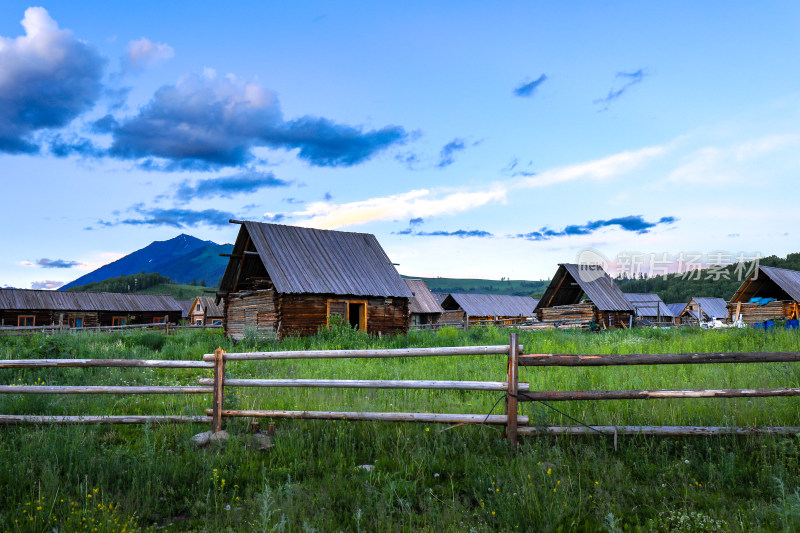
[59,234,232,290]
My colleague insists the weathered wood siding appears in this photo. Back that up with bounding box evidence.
[224,290,279,339]
[439,310,465,325]
[538,304,597,324]
[730,301,794,323]
[279,294,408,338]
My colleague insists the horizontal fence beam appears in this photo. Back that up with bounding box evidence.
[519,351,800,367]
[0,359,214,369]
[0,415,211,425]
[204,345,517,361]
[207,409,529,425]
[0,385,213,395]
[517,425,800,436]
[518,387,800,401]
[197,378,531,392]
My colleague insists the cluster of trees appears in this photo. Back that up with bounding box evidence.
[67,272,172,293]
[617,253,800,304]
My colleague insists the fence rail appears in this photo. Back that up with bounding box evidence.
[0,323,222,336]
[1,336,799,445]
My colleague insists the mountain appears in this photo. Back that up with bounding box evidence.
[59,234,233,290]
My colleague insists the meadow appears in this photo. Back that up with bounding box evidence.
[1,325,800,532]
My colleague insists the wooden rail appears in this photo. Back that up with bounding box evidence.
[0,323,222,336]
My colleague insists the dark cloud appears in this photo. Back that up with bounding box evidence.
[393,219,493,238]
[49,134,104,158]
[99,73,407,169]
[31,280,64,290]
[409,217,424,226]
[282,197,304,205]
[36,258,81,269]
[594,69,645,106]
[0,8,106,154]
[99,205,237,229]
[514,215,676,241]
[323,192,333,201]
[173,171,290,203]
[438,138,466,168]
[513,74,547,98]
[262,213,288,223]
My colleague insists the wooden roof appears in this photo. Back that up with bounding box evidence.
[0,289,181,312]
[219,221,413,298]
[689,297,729,320]
[535,263,632,312]
[625,293,674,318]
[190,296,223,318]
[442,293,537,317]
[730,265,800,303]
[404,279,444,315]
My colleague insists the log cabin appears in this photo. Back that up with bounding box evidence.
[188,296,224,325]
[728,265,800,324]
[0,289,181,328]
[439,293,538,327]
[216,221,412,339]
[535,263,633,328]
[404,279,444,326]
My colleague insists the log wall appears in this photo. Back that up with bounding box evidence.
[730,301,794,323]
[224,290,278,339]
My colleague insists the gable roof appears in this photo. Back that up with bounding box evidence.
[730,265,800,303]
[191,296,223,318]
[690,297,729,320]
[177,299,194,318]
[535,263,632,312]
[442,293,537,317]
[625,293,673,318]
[0,289,181,312]
[219,221,413,298]
[404,279,444,315]
[432,292,449,305]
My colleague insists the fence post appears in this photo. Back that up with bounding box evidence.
[505,332,519,447]
[211,347,226,433]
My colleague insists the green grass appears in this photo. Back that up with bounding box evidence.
[1,327,800,531]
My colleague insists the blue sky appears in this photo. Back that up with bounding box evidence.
[3,1,800,289]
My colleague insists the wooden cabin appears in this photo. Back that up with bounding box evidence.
[667,303,688,325]
[404,279,444,326]
[439,293,537,327]
[728,266,800,324]
[686,297,729,323]
[0,289,181,328]
[177,299,194,321]
[188,296,224,325]
[217,221,412,339]
[535,264,633,328]
[624,293,674,325]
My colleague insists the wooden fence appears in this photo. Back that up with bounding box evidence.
[2,334,800,446]
[0,323,222,336]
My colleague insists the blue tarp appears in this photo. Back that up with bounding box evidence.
[749,297,776,306]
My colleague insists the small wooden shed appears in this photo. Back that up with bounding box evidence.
[439,293,538,327]
[624,293,674,325]
[188,296,224,325]
[728,266,800,323]
[0,289,181,328]
[404,279,444,326]
[535,263,633,328]
[217,221,412,339]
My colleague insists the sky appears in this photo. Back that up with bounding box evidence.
[2,1,800,290]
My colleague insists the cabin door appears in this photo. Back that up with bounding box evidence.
[348,302,367,330]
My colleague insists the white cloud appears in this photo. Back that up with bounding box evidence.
[123,37,174,71]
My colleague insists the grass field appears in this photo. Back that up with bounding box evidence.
[1,326,800,531]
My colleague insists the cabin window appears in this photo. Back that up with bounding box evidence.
[212,320,223,326]
[153,317,166,324]
[112,317,126,326]
[17,315,34,327]
[68,317,83,328]
[195,319,203,325]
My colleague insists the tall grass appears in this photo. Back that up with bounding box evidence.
[0,326,799,531]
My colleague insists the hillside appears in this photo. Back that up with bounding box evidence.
[404,276,549,297]
[60,234,231,290]
[66,272,215,300]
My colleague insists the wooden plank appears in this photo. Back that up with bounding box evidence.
[197,378,530,392]
[212,347,225,433]
[517,425,800,436]
[517,387,800,401]
[0,359,213,369]
[203,345,517,361]
[207,409,530,425]
[0,386,212,394]
[0,415,211,425]
[519,351,800,367]
[505,333,519,447]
